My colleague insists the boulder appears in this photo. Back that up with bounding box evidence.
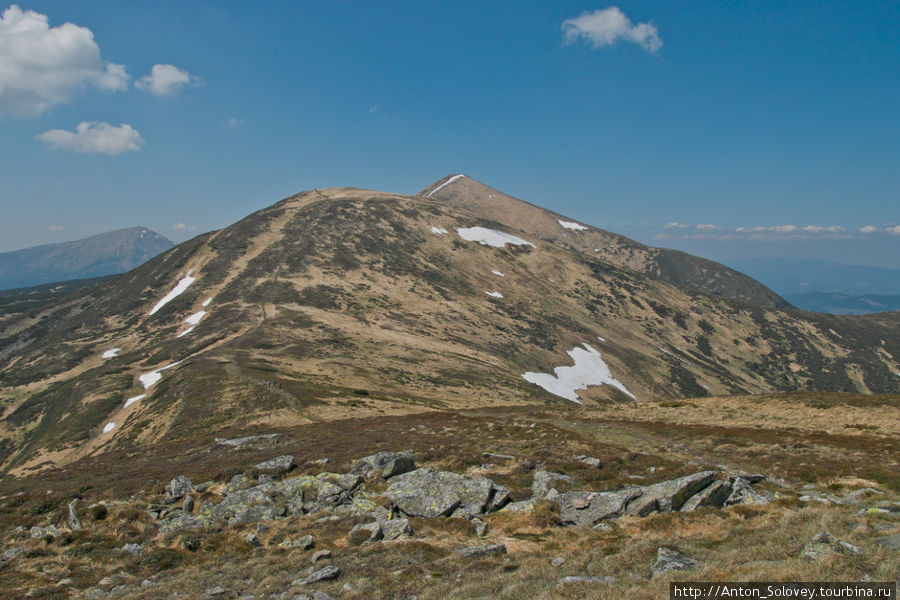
[502,499,537,512]
[560,575,616,585]
[245,532,262,547]
[386,468,495,518]
[652,547,701,575]
[557,489,643,526]
[574,455,603,468]
[349,522,383,543]
[166,476,193,501]
[222,474,253,496]
[486,485,511,512]
[294,565,340,586]
[681,481,732,511]
[625,471,717,516]
[215,433,280,449]
[311,550,331,563]
[119,543,144,557]
[454,543,507,558]
[380,518,412,541]
[254,455,295,475]
[875,534,900,551]
[68,499,82,531]
[279,534,315,550]
[351,450,416,479]
[801,531,862,559]
[183,494,195,514]
[532,471,572,499]
[724,476,772,506]
[843,488,883,504]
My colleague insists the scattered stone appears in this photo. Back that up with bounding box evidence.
[681,481,733,511]
[351,450,416,479]
[574,455,603,468]
[551,557,565,567]
[349,522,383,543]
[380,518,413,541]
[875,534,900,551]
[473,519,488,537]
[801,532,862,560]
[83,588,108,599]
[311,549,332,563]
[843,488,883,504]
[166,476,193,501]
[626,471,718,516]
[313,458,330,465]
[257,523,269,535]
[254,455,296,476]
[30,525,60,540]
[141,580,154,588]
[487,485,511,512]
[2,547,25,560]
[724,477,772,506]
[560,575,617,585]
[222,474,253,496]
[215,433,280,449]
[280,534,315,550]
[532,470,573,499]
[502,499,536,512]
[207,586,228,597]
[183,494,195,514]
[68,499,82,531]
[455,543,507,558]
[119,543,144,557]
[558,489,643,526]
[195,481,215,493]
[294,565,340,586]
[592,522,613,532]
[728,474,765,484]
[245,532,262,547]
[652,547,701,576]
[482,452,516,461]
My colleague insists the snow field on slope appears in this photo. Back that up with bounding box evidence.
[522,343,635,403]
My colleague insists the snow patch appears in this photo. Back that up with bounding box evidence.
[149,271,196,316]
[597,336,606,342]
[202,297,213,307]
[491,270,505,277]
[177,326,195,338]
[138,361,182,390]
[522,343,635,404]
[102,422,116,434]
[124,394,146,408]
[426,174,466,197]
[457,227,534,248]
[484,291,503,298]
[184,310,206,326]
[558,220,588,231]
[430,226,449,235]
[102,348,121,359]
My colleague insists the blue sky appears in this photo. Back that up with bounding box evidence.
[1,1,898,267]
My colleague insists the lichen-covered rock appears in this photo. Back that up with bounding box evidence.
[532,471,573,499]
[349,521,383,543]
[625,471,718,516]
[557,488,643,526]
[681,481,732,512]
[386,468,495,518]
[222,474,253,496]
[455,543,507,558]
[801,531,862,559]
[119,543,144,557]
[294,565,340,586]
[380,518,412,540]
[652,547,701,575]
[254,455,295,475]
[501,499,537,512]
[279,534,315,550]
[724,476,772,506]
[351,450,416,479]
[875,534,900,550]
[487,485,511,512]
[166,476,192,501]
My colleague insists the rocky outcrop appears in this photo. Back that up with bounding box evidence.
[625,471,717,516]
[801,532,862,560]
[385,468,500,519]
[652,547,701,575]
[455,543,507,558]
[558,489,643,526]
[351,450,416,479]
[253,455,295,476]
[725,476,772,506]
[166,476,192,501]
[681,481,732,511]
[532,471,572,500]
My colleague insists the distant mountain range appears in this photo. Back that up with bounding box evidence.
[0,227,174,290]
[723,258,900,315]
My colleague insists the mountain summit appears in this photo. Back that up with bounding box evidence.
[1,180,897,475]
[420,174,789,309]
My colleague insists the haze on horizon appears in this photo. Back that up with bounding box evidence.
[1,1,897,268]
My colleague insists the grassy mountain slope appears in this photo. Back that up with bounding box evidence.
[1,186,898,476]
[0,227,174,290]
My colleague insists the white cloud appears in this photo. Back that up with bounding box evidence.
[135,64,197,97]
[172,222,196,231]
[696,224,717,230]
[664,221,690,229]
[562,7,662,53]
[46,224,64,231]
[36,121,144,154]
[889,225,900,236]
[225,117,245,127]
[860,225,877,234]
[0,4,129,116]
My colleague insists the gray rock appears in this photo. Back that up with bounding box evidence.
[311,549,331,563]
[349,522,383,543]
[68,499,82,531]
[728,474,765,484]
[183,494,195,514]
[626,471,718,516]
[294,565,340,586]
[551,557,565,567]
[119,543,144,557]
[254,455,295,475]
[2,547,25,560]
[875,534,900,551]
[320,472,363,492]
[167,476,193,500]
[141,580,154,588]
[280,534,315,550]
[681,481,733,511]
[574,455,603,468]
[30,525,60,539]
[380,518,412,540]
[215,433,280,449]
[195,481,215,493]
[502,499,536,512]
[801,531,862,560]
[83,588,109,599]
[652,547,702,575]
[473,519,488,537]
[560,575,617,585]
[245,532,262,547]
[482,452,516,461]
[386,468,495,518]
[207,587,228,597]
[351,450,416,479]
[455,543,507,558]
[532,471,573,499]
[592,522,614,532]
[724,477,772,506]
[487,485,511,512]
[222,474,253,496]
[291,593,332,600]
[843,488,883,504]
[558,488,643,526]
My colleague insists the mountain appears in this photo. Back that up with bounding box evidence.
[783,292,900,316]
[0,227,174,290]
[420,174,790,310]
[1,179,898,477]
[723,257,900,297]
